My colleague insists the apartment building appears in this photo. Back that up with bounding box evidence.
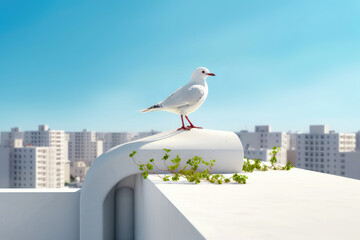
[0,127,24,147]
[131,130,160,141]
[296,125,360,179]
[96,132,132,152]
[67,129,103,181]
[70,161,89,182]
[237,125,289,164]
[0,146,10,187]
[68,129,103,165]
[0,125,69,188]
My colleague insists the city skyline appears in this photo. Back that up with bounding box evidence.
[2,123,359,187]
[1,1,360,133]
[1,123,359,134]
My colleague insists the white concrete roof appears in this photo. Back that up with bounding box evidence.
[149,168,360,240]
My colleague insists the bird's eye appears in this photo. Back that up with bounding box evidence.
[202,71,205,73]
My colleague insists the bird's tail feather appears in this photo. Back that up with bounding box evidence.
[139,104,163,113]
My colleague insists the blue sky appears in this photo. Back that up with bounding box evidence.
[1,0,359,133]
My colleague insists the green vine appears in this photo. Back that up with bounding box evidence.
[129,146,293,184]
[242,146,294,172]
[129,149,248,184]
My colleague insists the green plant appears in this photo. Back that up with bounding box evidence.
[129,149,248,184]
[270,146,281,167]
[129,146,293,185]
[242,146,294,172]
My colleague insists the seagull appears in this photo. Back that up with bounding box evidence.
[141,67,215,130]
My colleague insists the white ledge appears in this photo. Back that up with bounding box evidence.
[149,168,360,240]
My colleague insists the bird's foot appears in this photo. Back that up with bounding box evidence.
[186,125,203,130]
[177,126,190,131]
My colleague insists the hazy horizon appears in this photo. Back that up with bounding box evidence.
[0,123,358,134]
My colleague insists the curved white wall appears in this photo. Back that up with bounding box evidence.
[80,128,244,240]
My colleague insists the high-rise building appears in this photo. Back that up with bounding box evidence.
[131,130,160,141]
[0,125,69,188]
[296,125,360,179]
[237,125,289,164]
[70,161,89,182]
[0,146,10,187]
[0,127,24,147]
[286,131,301,166]
[96,132,132,152]
[67,130,103,181]
[68,129,103,165]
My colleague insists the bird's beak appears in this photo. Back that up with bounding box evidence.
[206,73,215,76]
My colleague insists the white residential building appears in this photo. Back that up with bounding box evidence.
[0,127,24,147]
[96,130,160,152]
[67,130,103,182]
[296,125,360,179]
[131,130,160,141]
[11,145,61,188]
[286,131,301,166]
[97,132,132,152]
[237,125,289,164]
[288,131,301,150]
[70,161,89,183]
[68,129,103,165]
[0,125,69,188]
[0,146,10,187]
[356,131,360,151]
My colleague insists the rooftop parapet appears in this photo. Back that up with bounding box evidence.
[80,128,244,239]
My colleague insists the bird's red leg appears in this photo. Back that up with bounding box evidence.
[177,115,188,131]
[185,115,203,130]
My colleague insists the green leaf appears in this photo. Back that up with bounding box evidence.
[142,170,148,179]
[129,151,137,157]
[146,163,154,170]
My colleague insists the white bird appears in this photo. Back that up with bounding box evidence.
[141,67,215,130]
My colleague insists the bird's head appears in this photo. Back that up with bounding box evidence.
[191,67,215,82]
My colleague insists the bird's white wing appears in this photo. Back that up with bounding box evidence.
[160,83,205,109]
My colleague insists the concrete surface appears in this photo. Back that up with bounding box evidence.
[149,168,360,240]
[0,188,80,240]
